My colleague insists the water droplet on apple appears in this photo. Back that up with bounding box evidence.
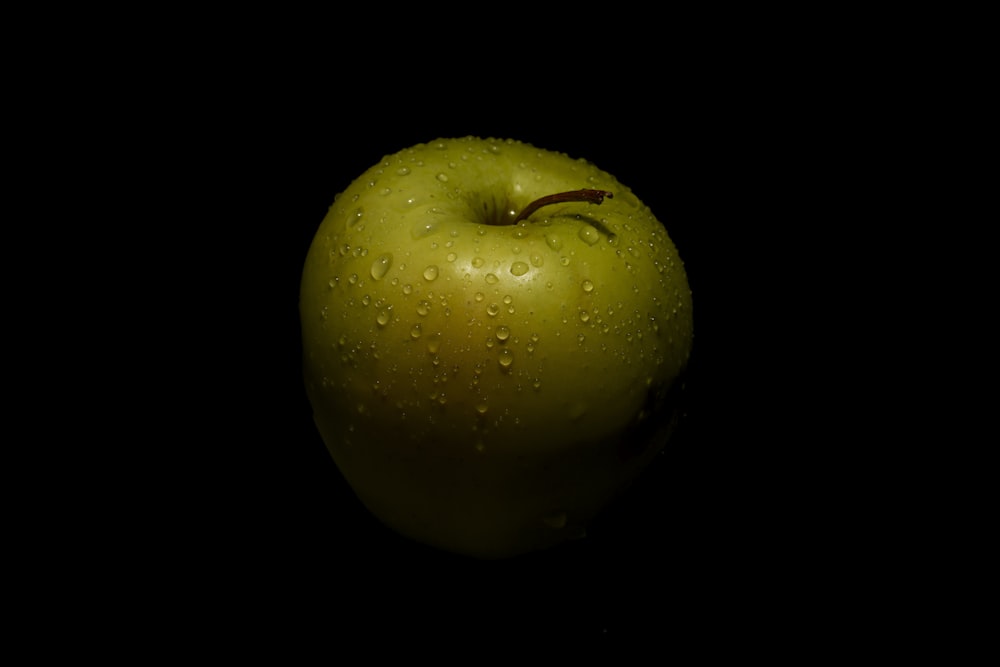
[446,252,457,262]
[416,300,430,316]
[396,166,411,176]
[486,303,500,317]
[471,256,485,268]
[378,187,392,196]
[498,348,514,369]
[475,403,489,415]
[578,225,600,246]
[410,324,422,339]
[348,207,364,227]
[474,292,484,303]
[423,265,439,281]
[412,221,439,239]
[495,325,510,341]
[347,273,359,285]
[427,333,442,354]
[545,234,563,251]
[510,261,529,277]
[581,279,595,293]
[376,310,390,327]
[579,310,590,323]
[541,511,567,529]
[485,273,499,285]
[370,253,392,280]
[436,172,449,182]
[530,253,544,267]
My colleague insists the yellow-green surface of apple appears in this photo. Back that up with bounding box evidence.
[301,137,693,558]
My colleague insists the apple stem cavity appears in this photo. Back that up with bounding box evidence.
[510,189,613,225]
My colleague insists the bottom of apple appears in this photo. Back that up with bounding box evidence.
[315,393,684,560]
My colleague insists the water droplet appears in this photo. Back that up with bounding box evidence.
[412,221,439,239]
[436,172,449,182]
[498,348,514,369]
[578,225,600,245]
[396,166,411,176]
[376,310,390,327]
[542,511,568,529]
[410,324,422,339]
[427,333,442,354]
[495,325,510,341]
[370,253,392,280]
[423,265,439,281]
[416,300,430,316]
[471,256,485,268]
[559,257,570,266]
[474,292,485,302]
[581,279,595,293]
[402,283,413,295]
[347,273,359,285]
[476,403,489,415]
[485,273,499,285]
[446,252,457,262]
[510,261,529,277]
[545,234,563,251]
[378,187,392,196]
[348,207,364,227]
[486,303,500,317]
[579,310,590,323]
[530,253,544,267]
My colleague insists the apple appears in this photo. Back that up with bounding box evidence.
[300,136,693,558]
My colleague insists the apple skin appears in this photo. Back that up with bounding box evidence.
[300,137,692,558]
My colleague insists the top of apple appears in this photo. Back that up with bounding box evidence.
[301,136,692,456]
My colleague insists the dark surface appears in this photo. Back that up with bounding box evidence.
[140,31,869,650]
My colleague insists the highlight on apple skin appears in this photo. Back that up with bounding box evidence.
[300,136,693,558]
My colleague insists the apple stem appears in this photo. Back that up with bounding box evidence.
[511,189,613,225]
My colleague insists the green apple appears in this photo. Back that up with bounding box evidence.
[300,136,693,558]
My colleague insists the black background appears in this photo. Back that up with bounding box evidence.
[132,20,879,651]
